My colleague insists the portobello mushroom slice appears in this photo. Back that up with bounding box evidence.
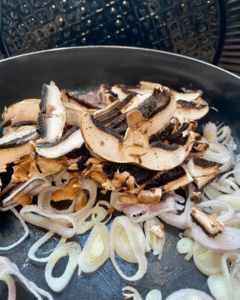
[35,125,84,159]
[186,157,220,178]
[0,126,37,169]
[100,84,119,105]
[1,99,40,127]
[37,81,66,143]
[81,111,198,171]
[193,172,219,190]
[10,103,40,127]
[61,90,99,112]
[143,165,193,192]
[63,102,86,126]
[139,81,202,102]
[175,98,209,120]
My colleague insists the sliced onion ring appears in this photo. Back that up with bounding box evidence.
[165,288,214,300]
[0,208,29,252]
[28,231,66,263]
[20,205,78,238]
[109,216,147,281]
[122,286,143,300]
[45,241,81,292]
[0,256,53,300]
[78,223,109,273]
[191,224,240,251]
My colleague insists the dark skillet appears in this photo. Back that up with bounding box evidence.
[0,46,239,300]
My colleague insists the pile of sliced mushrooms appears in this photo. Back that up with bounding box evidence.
[0,80,240,300]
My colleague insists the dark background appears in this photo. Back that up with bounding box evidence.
[0,0,239,76]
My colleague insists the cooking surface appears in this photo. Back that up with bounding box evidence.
[0,46,240,299]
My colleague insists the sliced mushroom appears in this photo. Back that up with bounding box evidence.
[190,191,203,205]
[81,111,198,171]
[175,97,209,121]
[137,188,162,204]
[1,99,40,127]
[11,159,41,183]
[187,158,220,178]
[11,103,40,127]
[61,89,99,112]
[191,207,224,237]
[35,125,84,159]
[149,223,165,239]
[38,81,66,142]
[64,104,85,126]
[193,172,219,190]
[100,84,118,105]
[143,165,193,192]
[51,177,82,201]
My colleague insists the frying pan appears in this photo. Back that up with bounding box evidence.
[0,46,239,300]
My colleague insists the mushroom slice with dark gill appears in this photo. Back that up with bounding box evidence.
[61,90,99,112]
[37,81,66,143]
[81,110,198,171]
[0,126,37,169]
[93,87,177,139]
[175,98,209,121]
[1,99,40,128]
[193,172,219,190]
[35,125,84,159]
[186,157,220,178]
[143,165,193,192]
[191,207,224,238]
[139,81,202,102]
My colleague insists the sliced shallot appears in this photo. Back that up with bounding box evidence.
[109,216,147,281]
[28,231,66,263]
[0,256,53,300]
[78,223,109,273]
[0,208,29,252]
[191,224,240,251]
[165,288,214,300]
[45,241,81,292]
[20,205,78,238]
[144,217,165,260]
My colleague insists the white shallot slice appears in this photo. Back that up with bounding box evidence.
[165,288,214,300]
[76,201,111,235]
[214,194,240,212]
[195,200,236,223]
[109,216,147,281]
[20,205,77,238]
[0,272,16,300]
[191,224,240,251]
[193,243,222,276]
[177,237,194,254]
[208,274,240,300]
[28,231,66,263]
[114,222,145,263]
[122,286,143,300]
[45,241,81,292]
[144,217,165,260]
[203,122,218,143]
[209,251,240,300]
[0,256,53,300]
[145,289,162,300]
[38,185,77,216]
[204,143,231,164]
[0,208,29,252]
[78,223,109,273]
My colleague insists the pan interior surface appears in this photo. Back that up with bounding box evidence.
[0,46,239,300]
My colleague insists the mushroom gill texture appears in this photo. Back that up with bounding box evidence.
[81,110,198,171]
[37,81,66,143]
[0,80,212,208]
